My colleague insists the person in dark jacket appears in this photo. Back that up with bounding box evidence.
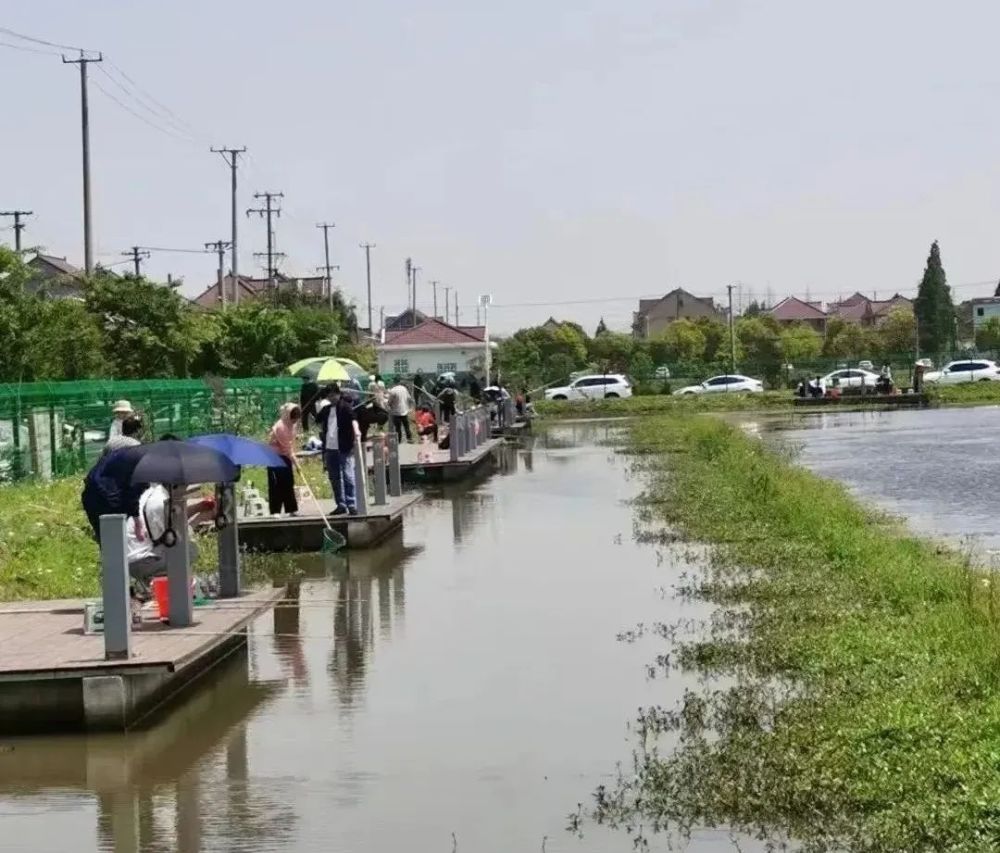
[299,380,320,432]
[316,384,360,515]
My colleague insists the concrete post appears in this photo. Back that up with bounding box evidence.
[166,484,193,627]
[388,431,402,497]
[353,441,369,517]
[217,482,240,598]
[465,411,474,450]
[372,436,387,506]
[450,413,461,462]
[99,514,131,661]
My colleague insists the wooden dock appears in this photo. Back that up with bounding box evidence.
[793,393,929,408]
[237,492,422,551]
[0,587,283,733]
[396,436,504,483]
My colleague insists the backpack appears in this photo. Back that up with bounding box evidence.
[80,454,146,543]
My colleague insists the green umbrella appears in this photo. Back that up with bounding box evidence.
[287,357,351,383]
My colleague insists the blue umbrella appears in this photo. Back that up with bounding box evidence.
[104,440,240,486]
[188,434,287,468]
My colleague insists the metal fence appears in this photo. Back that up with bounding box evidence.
[0,377,301,482]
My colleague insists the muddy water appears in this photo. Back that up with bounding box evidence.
[748,406,1000,552]
[0,423,751,853]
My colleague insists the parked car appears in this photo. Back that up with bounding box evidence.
[544,374,633,400]
[857,360,875,371]
[675,375,764,395]
[923,359,1000,385]
[819,368,881,389]
[654,365,671,380]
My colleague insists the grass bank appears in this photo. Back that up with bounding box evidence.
[0,461,325,601]
[598,414,1000,851]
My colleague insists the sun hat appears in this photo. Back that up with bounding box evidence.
[112,399,134,415]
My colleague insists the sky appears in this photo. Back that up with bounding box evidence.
[4,0,1000,334]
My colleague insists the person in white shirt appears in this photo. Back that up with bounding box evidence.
[109,400,134,438]
[386,381,413,443]
[368,374,388,409]
[126,484,200,583]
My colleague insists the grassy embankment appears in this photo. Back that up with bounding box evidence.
[595,414,1000,850]
[536,380,1000,419]
[0,457,334,601]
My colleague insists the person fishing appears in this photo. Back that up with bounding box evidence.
[438,380,457,424]
[267,403,301,516]
[317,383,361,515]
[102,415,143,457]
[387,379,414,443]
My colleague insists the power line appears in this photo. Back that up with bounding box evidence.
[91,76,192,141]
[0,26,87,52]
[93,65,194,140]
[0,39,60,56]
[104,58,196,133]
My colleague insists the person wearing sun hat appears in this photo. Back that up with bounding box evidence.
[109,400,135,438]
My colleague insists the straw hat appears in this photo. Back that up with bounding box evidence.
[112,399,134,415]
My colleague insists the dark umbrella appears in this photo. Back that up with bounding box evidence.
[104,440,240,486]
[187,434,286,468]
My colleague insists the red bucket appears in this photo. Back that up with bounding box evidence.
[152,577,170,621]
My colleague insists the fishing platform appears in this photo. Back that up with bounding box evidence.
[0,587,283,734]
[793,392,930,408]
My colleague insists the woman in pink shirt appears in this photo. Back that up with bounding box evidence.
[267,403,301,515]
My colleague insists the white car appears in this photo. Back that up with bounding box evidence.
[923,359,1000,385]
[820,368,881,389]
[676,374,764,395]
[545,374,633,400]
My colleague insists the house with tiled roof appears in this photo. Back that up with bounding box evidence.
[191,273,327,309]
[376,317,495,378]
[24,253,86,299]
[632,288,725,339]
[766,296,827,333]
[827,293,913,327]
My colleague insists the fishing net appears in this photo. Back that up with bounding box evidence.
[322,526,347,553]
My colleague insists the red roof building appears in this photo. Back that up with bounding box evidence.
[377,317,493,379]
[766,296,828,333]
[827,293,913,327]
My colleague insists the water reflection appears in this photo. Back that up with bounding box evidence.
[0,420,756,852]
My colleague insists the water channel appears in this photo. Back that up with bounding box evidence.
[0,422,753,853]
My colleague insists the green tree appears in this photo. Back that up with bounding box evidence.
[976,316,1000,351]
[627,349,654,381]
[779,323,822,362]
[656,319,706,363]
[878,307,917,355]
[203,303,299,376]
[694,317,729,364]
[28,298,107,379]
[587,331,634,371]
[823,317,872,358]
[594,317,608,336]
[913,240,955,354]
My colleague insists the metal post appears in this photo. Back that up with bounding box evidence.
[388,431,402,497]
[217,483,240,598]
[99,514,131,660]
[373,436,387,505]
[166,484,193,627]
[353,441,369,517]
[457,412,468,456]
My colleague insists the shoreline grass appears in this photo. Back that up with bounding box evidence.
[593,414,1000,851]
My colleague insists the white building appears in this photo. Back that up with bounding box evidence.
[376,317,494,378]
[971,296,1000,331]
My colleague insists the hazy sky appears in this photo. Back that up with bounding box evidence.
[4,1,1000,333]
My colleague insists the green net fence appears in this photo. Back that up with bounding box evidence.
[0,377,301,482]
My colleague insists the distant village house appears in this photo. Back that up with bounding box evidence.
[631,288,725,339]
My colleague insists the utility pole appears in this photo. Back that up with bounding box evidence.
[443,285,451,323]
[211,146,246,303]
[316,262,340,310]
[63,51,103,275]
[122,246,151,277]
[405,258,413,322]
[0,211,32,253]
[727,284,737,374]
[454,290,460,325]
[247,191,283,298]
[360,242,375,332]
[316,222,336,307]
[476,305,481,325]
[411,266,421,319]
[205,240,232,307]
[429,280,439,318]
